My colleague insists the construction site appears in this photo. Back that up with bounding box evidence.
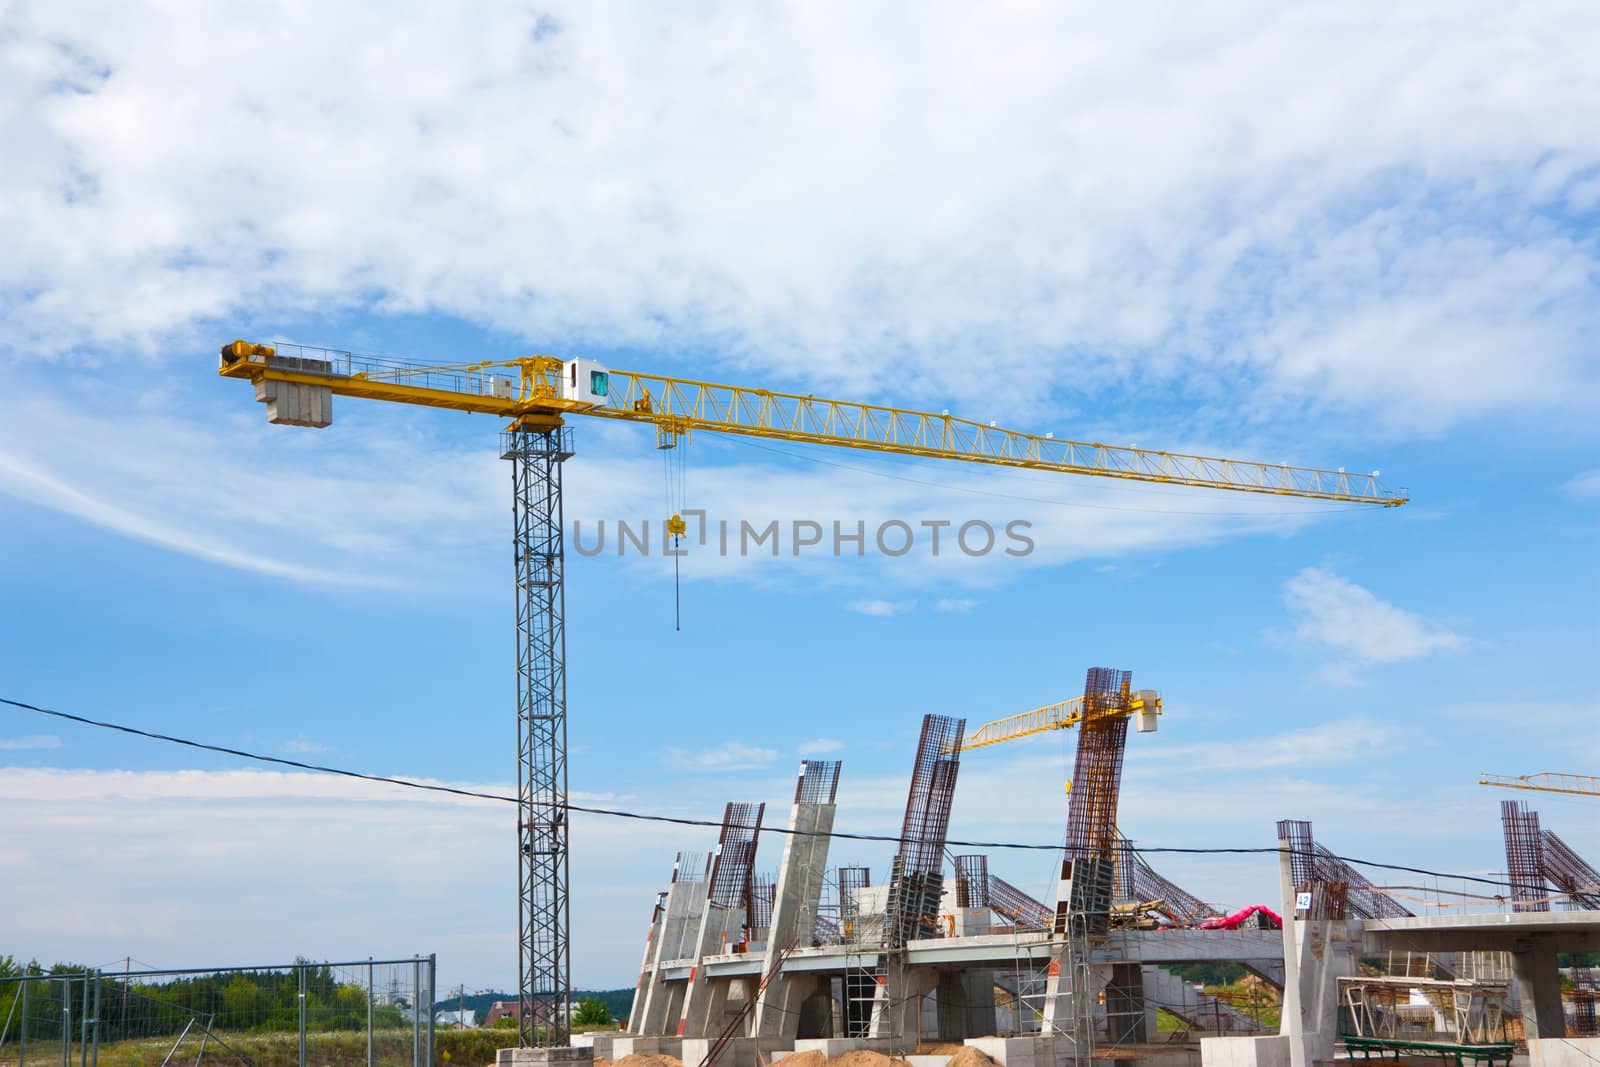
[178,346,1600,1067]
[591,686,1600,1067]
[5,17,1599,1067]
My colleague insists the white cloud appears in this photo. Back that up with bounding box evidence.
[848,598,914,617]
[1,3,1597,439]
[663,740,778,772]
[0,734,62,750]
[934,598,978,613]
[1282,566,1466,682]
[281,734,329,754]
[797,738,845,755]
[0,767,670,990]
[1563,468,1600,499]
[1132,716,1403,774]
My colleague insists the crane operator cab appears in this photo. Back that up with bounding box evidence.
[563,358,610,407]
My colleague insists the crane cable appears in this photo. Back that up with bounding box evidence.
[661,427,690,631]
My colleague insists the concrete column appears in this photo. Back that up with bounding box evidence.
[627,893,669,1034]
[1275,840,1305,1067]
[635,880,706,1036]
[676,905,744,1037]
[1512,938,1565,1039]
[869,961,935,1040]
[961,970,998,1038]
[1285,920,1358,1066]
[1105,964,1147,1045]
[752,779,838,1039]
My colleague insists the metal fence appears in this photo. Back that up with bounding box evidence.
[0,957,435,1067]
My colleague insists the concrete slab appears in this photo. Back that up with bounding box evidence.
[1199,1035,1290,1067]
[497,1049,596,1067]
[1528,1038,1600,1067]
[962,1035,1053,1067]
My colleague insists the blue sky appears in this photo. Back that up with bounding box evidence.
[2,2,1598,995]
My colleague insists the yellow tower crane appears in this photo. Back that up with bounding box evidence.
[1479,772,1600,798]
[956,688,1162,754]
[218,339,1405,1046]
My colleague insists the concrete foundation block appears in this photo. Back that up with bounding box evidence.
[1199,1035,1289,1067]
[568,1035,597,1049]
[906,1057,949,1067]
[962,1036,1054,1067]
[1530,1038,1600,1067]
[497,1048,596,1067]
[679,1036,787,1067]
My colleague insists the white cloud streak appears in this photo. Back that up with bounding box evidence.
[0,734,62,750]
[848,598,914,617]
[1563,468,1600,499]
[663,740,778,773]
[1282,566,1466,682]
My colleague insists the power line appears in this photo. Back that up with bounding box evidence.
[1,694,1528,894]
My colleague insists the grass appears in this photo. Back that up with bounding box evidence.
[34,1027,518,1067]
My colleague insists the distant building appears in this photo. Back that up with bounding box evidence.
[434,1009,477,1028]
[485,999,560,1027]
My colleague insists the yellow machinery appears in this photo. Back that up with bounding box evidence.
[1479,772,1600,798]
[957,688,1161,753]
[220,340,1408,503]
[218,338,1404,1044]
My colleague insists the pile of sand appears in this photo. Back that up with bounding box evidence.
[825,1051,913,1067]
[599,1055,683,1067]
[945,1048,1000,1067]
[779,1051,828,1067]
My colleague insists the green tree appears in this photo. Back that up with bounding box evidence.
[572,997,614,1029]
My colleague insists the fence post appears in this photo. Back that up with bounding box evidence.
[297,965,307,1067]
[61,976,71,1067]
[367,960,374,1067]
[90,974,100,1067]
[425,956,436,1067]
[411,960,420,1067]
[78,974,89,1067]
[20,977,27,1067]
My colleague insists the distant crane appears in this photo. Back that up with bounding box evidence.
[217,339,1406,1046]
[951,670,1166,922]
[1480,772,1600,798]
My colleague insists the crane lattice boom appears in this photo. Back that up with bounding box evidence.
[1480,772,1600,798]
[220,341,1408,505]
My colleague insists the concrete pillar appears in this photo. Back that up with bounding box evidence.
[752,764,839,1039]
[635,879,706,1035]
[676,905,744,1037]
[962,970,998,1038]
[869,961,935,1040]
[1512,938,1565,1039]
[1105,964,1147,1045]
[1283,920,1358,1065]
[1275,840,1305,1067]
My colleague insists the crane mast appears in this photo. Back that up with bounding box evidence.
[218,339,1406,1047]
